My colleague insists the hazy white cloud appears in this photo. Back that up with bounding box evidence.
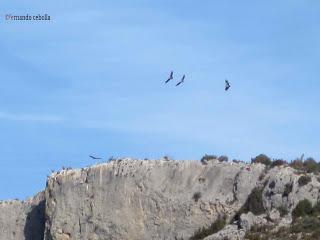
[0,111,63,123]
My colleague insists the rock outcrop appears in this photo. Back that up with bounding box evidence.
[0,191,45,240]
[203,224,245,240]
[44,159,264,240]
[1,159,320,240]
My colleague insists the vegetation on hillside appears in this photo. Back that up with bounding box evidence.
[189,215,226,240]
[245,200,320,240]
[198,153,320,175]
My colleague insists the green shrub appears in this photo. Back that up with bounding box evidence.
[244,225,274,240]
[292,199,313,221]
[189,215,226,240]
[311,201,320,217]
[218,155,228,162]
[271,159,287,168]
[298,175,311,187]
[303,158,320,174]
[290,159,305,171]
[244,187,265,215]
[291,216,320,233]
[289,158,320,174]
[246,224,320,240]
[200,154,217,164]
[251,154,272,166]
[233,187,265,222]
[277,206,289,217]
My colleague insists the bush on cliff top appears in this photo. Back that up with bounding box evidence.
[200,154,217,164]
[303,158,320,173]
[218,155,228,162]
[289,157,320,174]
[270,159,287,168]
[251,154,272,166]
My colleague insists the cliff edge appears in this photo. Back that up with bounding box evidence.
[1,158,320,240]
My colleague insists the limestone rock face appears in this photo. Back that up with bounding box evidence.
[3,160,320,240]
[44,159,264,240]
[239,212,268,231]
[0,191,45,240]
[263,166,320,221]
[203,224,245,240]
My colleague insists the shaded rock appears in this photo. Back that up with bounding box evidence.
[0,191,45,240]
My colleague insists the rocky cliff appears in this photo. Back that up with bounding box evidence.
[1,158,320,240]
[0,191,45,240]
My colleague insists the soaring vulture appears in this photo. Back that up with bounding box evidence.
[176,75,185,86]
[165,71,173,83]
[225,79,231,91]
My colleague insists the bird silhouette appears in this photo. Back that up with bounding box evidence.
[176,75,185,86]
[225,79,231,91]
[165,71,173,83]
[89,155,102,160]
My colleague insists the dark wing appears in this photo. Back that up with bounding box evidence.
[89,155,101,159]
[176,75,186,86]
[165,71,173,83]
[225,80,230,91]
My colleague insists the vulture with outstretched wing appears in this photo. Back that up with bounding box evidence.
[165,71,173,83]
[176,75,185,86]
[225,79,231,91]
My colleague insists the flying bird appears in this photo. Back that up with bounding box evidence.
[89,155,102,160]
[165,71,173,83]
[225,79,231,91]
[176,75,185,86]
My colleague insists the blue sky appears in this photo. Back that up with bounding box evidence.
[0,1,319,199]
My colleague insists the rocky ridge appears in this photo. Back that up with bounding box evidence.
[1,158,320,240]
